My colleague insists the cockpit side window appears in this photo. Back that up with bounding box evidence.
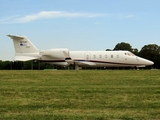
[125,52,135,56]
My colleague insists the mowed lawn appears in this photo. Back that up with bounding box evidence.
[0,70,160,120]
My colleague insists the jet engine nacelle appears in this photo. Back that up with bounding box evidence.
[40,48,69,59]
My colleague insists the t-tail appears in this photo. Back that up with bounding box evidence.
[8,35,40,61]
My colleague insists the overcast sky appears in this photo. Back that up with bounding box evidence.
[0,0,160,60]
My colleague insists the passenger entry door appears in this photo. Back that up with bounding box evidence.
[85,52,90,61]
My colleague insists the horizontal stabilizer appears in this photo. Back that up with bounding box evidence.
[15,56,39,61]
[7,35,24,40]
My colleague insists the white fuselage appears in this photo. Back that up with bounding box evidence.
[40,50,153,67]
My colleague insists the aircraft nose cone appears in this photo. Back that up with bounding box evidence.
[148,61,154,65]
[137,57,154,66]
[144,60,154,66]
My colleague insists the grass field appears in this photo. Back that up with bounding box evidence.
[0,70,160,120]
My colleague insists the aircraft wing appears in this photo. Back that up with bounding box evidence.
[137,65,145,67]
[76,61,96,66]
[15,56,39,61]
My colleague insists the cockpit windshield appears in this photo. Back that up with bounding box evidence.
[125,52,135,56]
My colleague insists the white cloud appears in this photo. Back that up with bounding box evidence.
[94,22,102,25]
[125,15,134,18]
[0,11,106,24]
[0,15,19,23]
[117,14,135,20]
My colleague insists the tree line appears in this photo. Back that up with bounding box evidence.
[0,42,159,70]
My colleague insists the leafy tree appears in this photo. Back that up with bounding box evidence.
[139,44,160,68]
[0,60,51,70]
[113,42,132,52]
[106,49,112,51]
[0,60,4,70]
[132,48,139,55]
[1,61,12,70]
[113,42,139,56]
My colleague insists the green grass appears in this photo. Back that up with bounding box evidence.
[0,70,160,120]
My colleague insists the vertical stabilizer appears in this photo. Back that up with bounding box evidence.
[7,35,39,53]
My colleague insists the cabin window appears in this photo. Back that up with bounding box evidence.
[105,55,107,58]
[99,55,102,58]
[117,55,119,58]
[93,55,96,58]
[111,55,113,58]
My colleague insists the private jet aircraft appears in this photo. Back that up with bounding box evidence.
[8,35,154,70]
